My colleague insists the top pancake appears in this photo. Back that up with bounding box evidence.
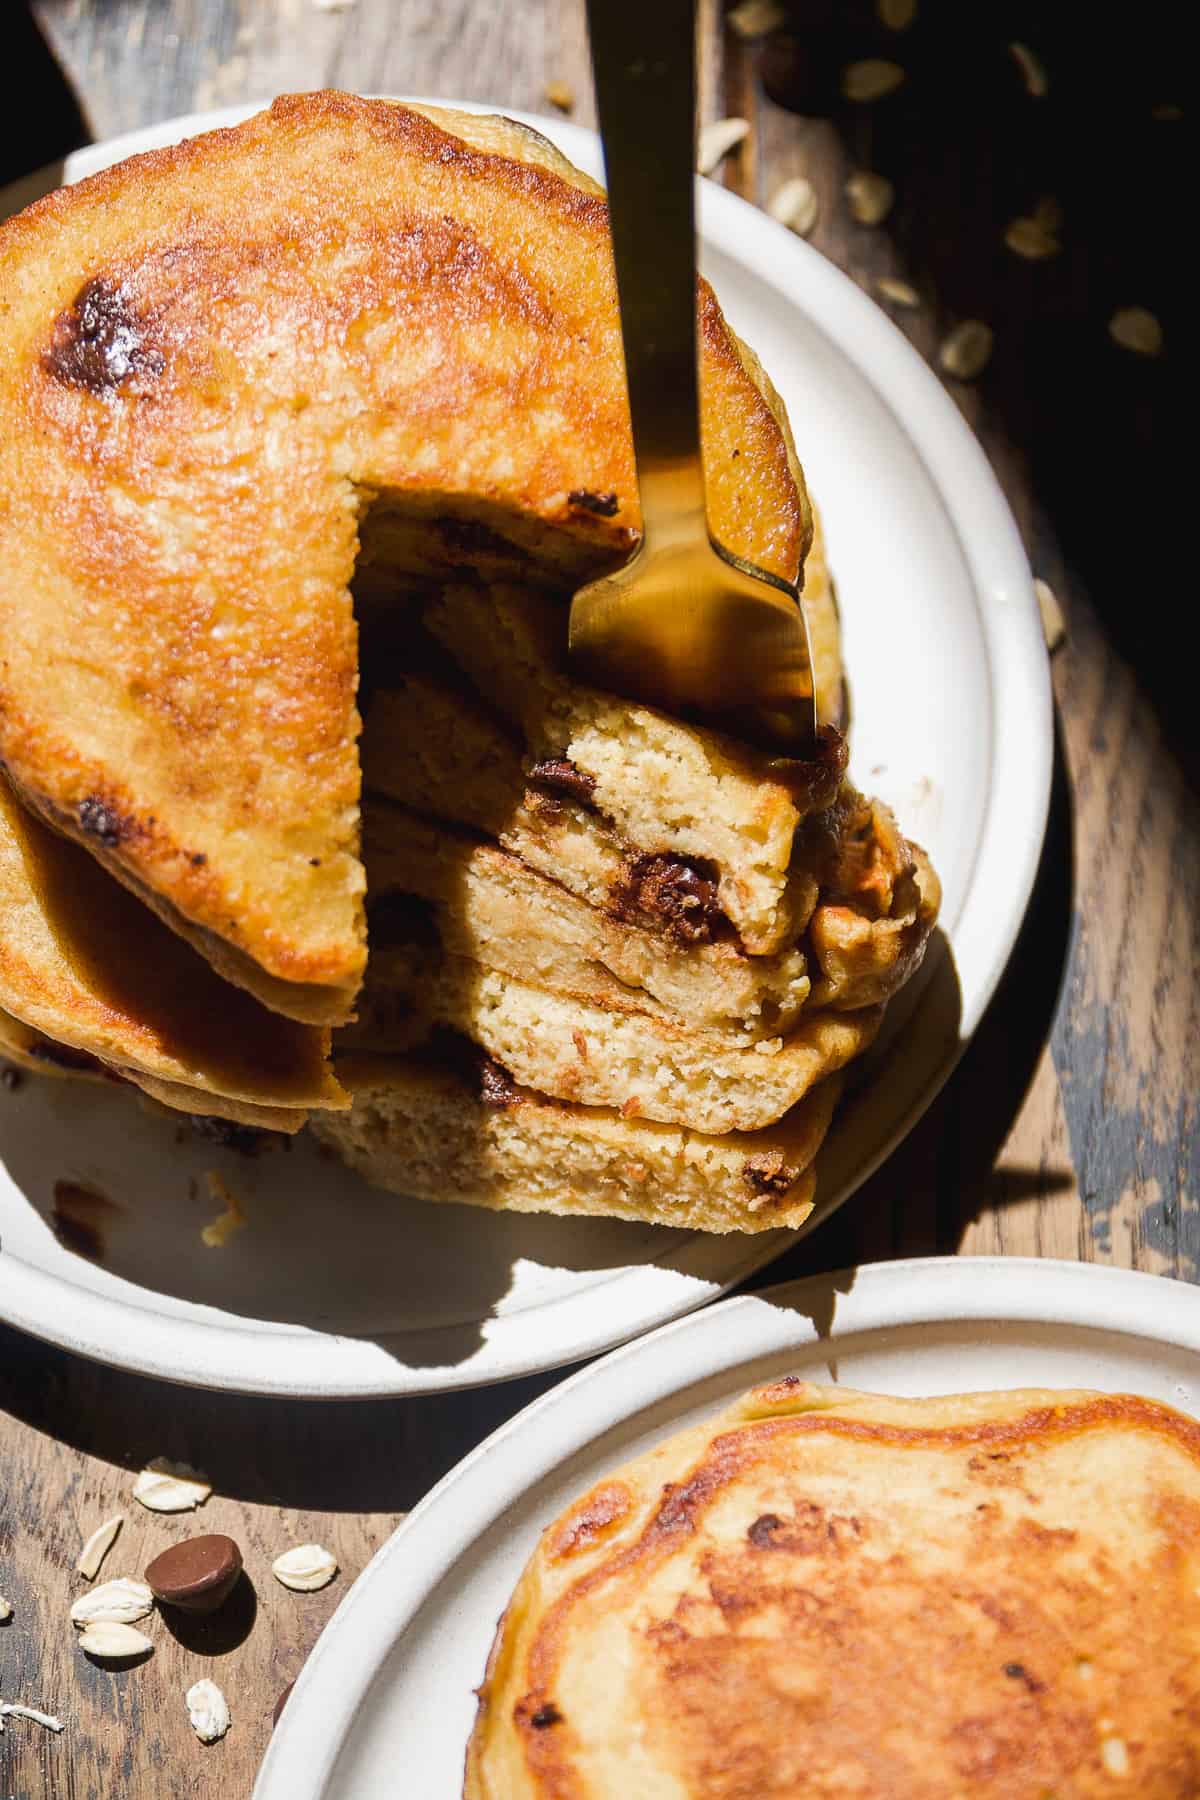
[465,1381,1200,1798]
[0,93,812,1024]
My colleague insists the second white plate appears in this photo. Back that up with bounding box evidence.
[255,1257,1200,1797]
[0,103,1050,1396]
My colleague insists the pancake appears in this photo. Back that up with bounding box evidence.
[362,803,813,1041]
[314,1050,838,1231]
[0,1003,107,1082]
[466,1382,1200,1798]
[0,1005,308,1133]
[0,772,340,1121]
[423,583,845,956]
[347,939,880,1135]
[0,93,812,1023]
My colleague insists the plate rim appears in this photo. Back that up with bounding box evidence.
[0,100,1051,1399]
[254,1255,1200,1798]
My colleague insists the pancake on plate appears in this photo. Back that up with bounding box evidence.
[465,1380,1200,1796]
[1,94,940,1229]
[0,772,338,1128]
[0,93,810,1026]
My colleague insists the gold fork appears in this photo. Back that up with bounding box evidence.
[569,0,818,750]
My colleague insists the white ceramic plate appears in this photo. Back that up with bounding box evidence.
[255,1257,1200,1798]
[0,104,1051,1398]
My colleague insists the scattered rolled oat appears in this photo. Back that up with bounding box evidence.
[877,0,917,28]
[1004,215,1060,260]
[846,170,894,225]
[1034,579,1066,653]
[76,1620,154,1660]
[1009,41,1048,98]
[0,1596,11,1621]
[876,276,920,308]
[272,1544,338,1593]
[202,1171,246,1248]
[767,175,819,237]
[727,0,785,38]
[842,60,905,103]
[698,117,750,175]
[76,1514,124,1581]
[70,1578,154,1629]
[186,1678,231,1745]
[543,80,574,113]
[1108,306,1163,356]
[1033,194,1063,232]
[133,1459,213,1514]
[939,320,993,380]
[0,1699,66,1733]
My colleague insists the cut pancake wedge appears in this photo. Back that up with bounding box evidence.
[351,943,881,1135]
[316,1050,840,1232]
[362,803,812,1041]
[423,584,846,956]
[0,93,812,1021]
[0,774,341,1121]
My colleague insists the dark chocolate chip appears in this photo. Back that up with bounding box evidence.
[530,1703,563,1729]
[611,853,729,946]
[145,1534,243,1614]
[567,488,619,517]
[77,796,125,848]
[43,275,164,394]
[478,1055,523,1109]
[527,757,597,806]
[741,1152,796,1198]
[747,1513,783,1547]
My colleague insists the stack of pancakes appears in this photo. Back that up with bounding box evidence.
[0,93,938,1233]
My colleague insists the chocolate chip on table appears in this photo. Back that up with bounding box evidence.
[145,1534,243,1614]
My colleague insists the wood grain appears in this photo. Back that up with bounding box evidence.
[3,1,1196,1794]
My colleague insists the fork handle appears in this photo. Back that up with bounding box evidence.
[585,0,707,530]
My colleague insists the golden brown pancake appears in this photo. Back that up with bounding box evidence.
[466,1382,1200,1798]
[0,93,811,1023]
[316,1052,838,1232]
[0,772,340,1123]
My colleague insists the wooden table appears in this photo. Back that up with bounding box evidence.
[3,3,1194,1794]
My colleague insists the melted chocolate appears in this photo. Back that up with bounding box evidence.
[527,757,597,806]
[747,1512,784,1547]
[43,276,163,393]
[741,1150,796,1197]
[478,1054,523,1109]
[77,795,126,848]
[567,488,619,517]
[612,853,729,946]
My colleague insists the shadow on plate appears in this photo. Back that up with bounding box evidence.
[0,1073,702,1374]
[770,707,1075,1279]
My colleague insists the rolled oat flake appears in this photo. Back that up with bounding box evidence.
[186,1679,231,1744]
[77,1620,154,1660]
[272,1544,338,1592]
[939,320,994,380]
